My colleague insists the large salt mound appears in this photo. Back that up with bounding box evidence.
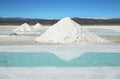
[13,23,34,32]
[35,17,108,44]
[32,23,43,31]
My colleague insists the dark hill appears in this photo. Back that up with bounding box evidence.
[0,17,120,25]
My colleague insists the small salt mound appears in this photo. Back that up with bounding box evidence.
[32,23,43,31]
[13,23,34,32]
[35,17,108,44]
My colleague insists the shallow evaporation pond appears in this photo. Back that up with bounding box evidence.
[0,31,14,35]
[92,31,120,35]
[0,52,120,67]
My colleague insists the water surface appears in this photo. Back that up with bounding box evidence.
[0,52,120,67]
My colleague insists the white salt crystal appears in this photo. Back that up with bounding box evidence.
[35,17,108,44]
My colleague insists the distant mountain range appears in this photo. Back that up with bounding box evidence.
[0,17,120,25]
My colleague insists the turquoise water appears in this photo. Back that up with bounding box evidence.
[0,52,120,67]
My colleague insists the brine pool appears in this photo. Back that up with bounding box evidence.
[0,52,120,67]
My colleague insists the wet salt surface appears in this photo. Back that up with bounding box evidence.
[0,31,14,35]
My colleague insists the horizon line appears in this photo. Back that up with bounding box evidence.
[1,16,120,19]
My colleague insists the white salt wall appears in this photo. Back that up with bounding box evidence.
[0,67,120,79]
[35,17,108,44]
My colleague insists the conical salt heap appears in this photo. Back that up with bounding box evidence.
[13,23,34,32]
[32,23,43,31]
[35,17,108,44]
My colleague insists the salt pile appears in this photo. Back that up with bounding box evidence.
[32,23,43,31]
[13,23,34,32]
[35,17,108,44]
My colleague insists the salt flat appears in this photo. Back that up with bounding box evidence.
[0,25,120,45]
[0,25,120,79]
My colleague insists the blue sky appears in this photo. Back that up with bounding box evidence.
[0,0,120,19]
